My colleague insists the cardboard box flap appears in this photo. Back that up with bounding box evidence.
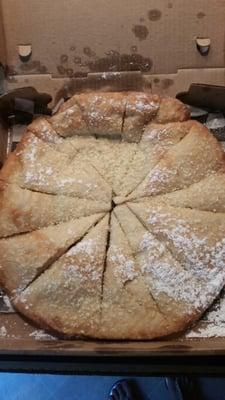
[0,0,6,66]
[1,0,225,77]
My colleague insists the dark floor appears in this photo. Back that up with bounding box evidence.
[1,374,225,400]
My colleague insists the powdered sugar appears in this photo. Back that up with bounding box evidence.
[139,231,165,254]
[147,210,225,282]
[29,329,56,341]
[144,259,207,312]
[65,263,101,283]
[110,246,138,283]
[22,138,39,162]
[61,237,103,283]
[0,326,7,337]
[67,238,96,258]
[186,324,225,338]
[143,127,163,141]
[186,290,225,338]
[137,233,207,311]
[24,166,54,184]
[128,94,159,114]
[135,222,225,312]
[146,166,177,191]
[205,292,225,324]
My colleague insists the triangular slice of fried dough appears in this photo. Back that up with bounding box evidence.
[0,182,111,237]
[128,202,225,288]
[76,92,125,138]
[126,123,225,200]
[49,101,88,137]
[28,117,61,144]
[100,213,168,339]
[108,142,137,195]
[0,131,74,187]
[116,121,193,198]
[77,137,136,195]
[153,97,190,123]
[0,213,104,294]
[56,156,112,201]
[114,204,213,334]
[122,92,160,142]
[14,215,109,338]
[28,118,81,156]
[149,173,225,212]
[1,136,111,201]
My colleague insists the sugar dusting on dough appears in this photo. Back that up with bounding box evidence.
[137,227,225,314]
[110,246,138,283]
[138,232,207,312]
[147,210,225,281]
[186,290,225,338]
[29,329,56,341]
[0,326,7,337]
[146,166,177,191]
[68,238,97,258]
[62,236,103,284]
[3,94,225,340]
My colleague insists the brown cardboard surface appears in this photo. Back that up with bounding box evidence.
[1,0,225,358]
[1,0,225,77]
[5,68,225,105]
[0,0,6,65]
[0,121,8,167]
[0,312,225,356]
[0,122,225,355]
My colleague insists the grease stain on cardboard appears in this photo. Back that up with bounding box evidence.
[60,54,68,63]
[197,12,205,19]
[161,78,174,89]
[148,9,162,21]
[153,77,174,89]
[57,65,66,75]
[74,56,82,64]
[105,50,120,57]
[87,52,152,72]
[57,49,152,75]
[20,60,47,74]
[131,45,138,53]
[153,77,160,84]
[132,25,149,41]
[83,47,96,57]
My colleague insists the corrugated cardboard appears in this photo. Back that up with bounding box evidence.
[0,1,6,66]
[1,0,225,75]
[1,0,225,359]
[1,0,225,101]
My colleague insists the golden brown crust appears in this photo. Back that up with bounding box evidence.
[1,92,225,340]
[52,92,189,142]
[28,117,61,144]
[126,121,225,200]
[0,182,111,238]
[122,92,160,142]
[100,213,171,339]
[0,213,104,295]
[58,92,190,141]
[50,102,88,137]
[13,215,110,338]
[112,205,206,336]
[26,93,190,145]
[147,173,225,212]
[76,91,126,137]
[154,97,190,123]
[0,134,111,202]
